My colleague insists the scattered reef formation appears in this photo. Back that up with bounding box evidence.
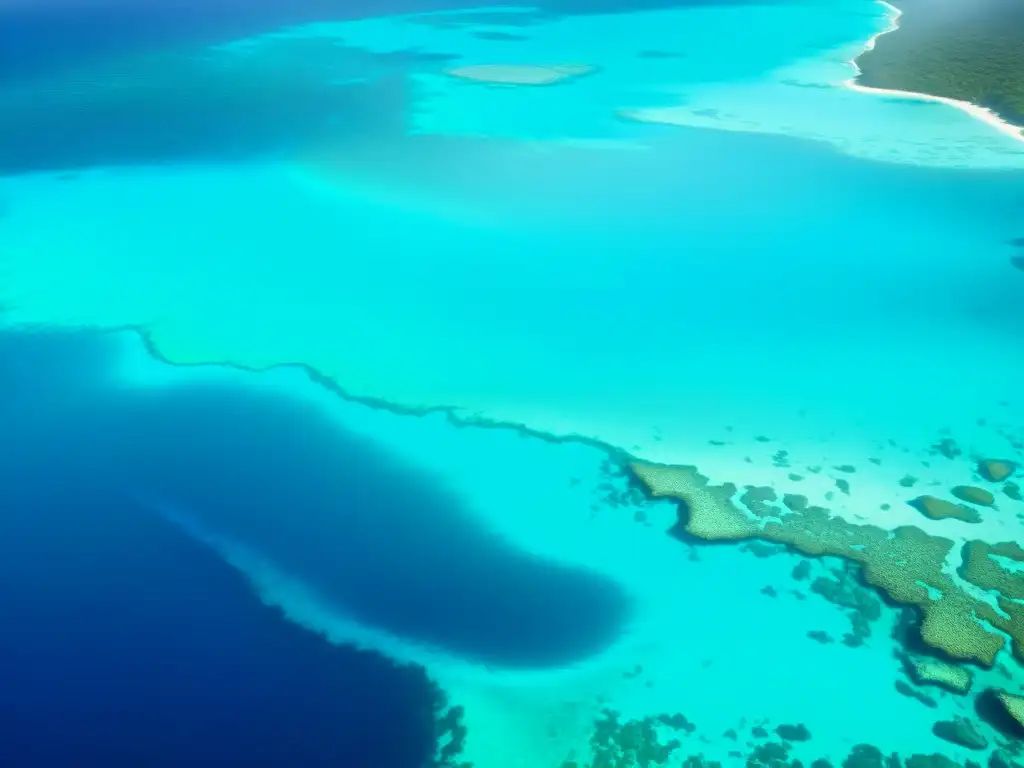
[903,656,973,695]
[931,437,962,460]
[564,708,1015,768]
[931,717,988,750]
[560,709,695,768]
[809,561,881,647]
[959,541,1024,600]
[951,486,996,507]
[628,461,1024,666]
[429,684,471,768]
[775,724,811,742]
[989,689,1024,736]
[909,495,981,523]
[978,459,1017,483]
[991,749,1024,768]
[904,756,961,768]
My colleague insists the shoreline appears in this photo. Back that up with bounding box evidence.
[845,0,1024,144]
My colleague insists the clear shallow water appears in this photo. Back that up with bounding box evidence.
[2,0,1024,766]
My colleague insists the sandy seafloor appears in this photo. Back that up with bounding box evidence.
[2,0,1024,765]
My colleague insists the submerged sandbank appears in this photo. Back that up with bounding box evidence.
[446,63,597,86]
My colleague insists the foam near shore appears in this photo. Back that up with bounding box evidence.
[619,0,1024,168]
[845,0,1024,145]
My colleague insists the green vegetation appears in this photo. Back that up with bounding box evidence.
[856,0,1024,129]
[629,460,1024,666]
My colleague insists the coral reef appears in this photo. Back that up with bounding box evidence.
[904,756,960,768]
[841,744,898,768]
[931,717,988,750]
[741,486,784,518]
[931,438,962,460]
[951,486,996,507]
[628,461,1023,665]
[909,495,981,523]
[742,541,788,559]
[809,561,882,647]
[791,560,812,581]
[679,757,722,768]
[784,494,809,512]
[990,689,1024,735]
[978,459,1017,483]
[570,708,696,768]
[629,463,756,541]
[990,750,1024,768]
[959,541,1024,600]
[429,685,471,768]
[904,656,973,694]
[748,741,793,767]
[775,724,811,742]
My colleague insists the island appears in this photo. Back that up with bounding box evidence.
[855,0,1024,130]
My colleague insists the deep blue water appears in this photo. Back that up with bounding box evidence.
[0,0,780,175]
[0,474,439,767]
[0,328,628,765]
[0,0,770,82]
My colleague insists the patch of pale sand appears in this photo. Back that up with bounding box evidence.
[445,63,597,86]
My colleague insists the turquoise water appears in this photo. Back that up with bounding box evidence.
[2,0,1024,766]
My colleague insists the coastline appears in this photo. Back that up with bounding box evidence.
[847,0,1024,144]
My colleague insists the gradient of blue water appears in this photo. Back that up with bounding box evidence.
[4,0,1024,764]
[0,328,629,762]
[0,488,438,767]
[0,0,774,83]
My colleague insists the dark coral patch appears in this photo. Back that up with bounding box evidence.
[909,495,981,523]
[951,485,995,507]
[978,459,1017,483]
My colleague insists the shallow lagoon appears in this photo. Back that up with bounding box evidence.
[1,0,1024,766]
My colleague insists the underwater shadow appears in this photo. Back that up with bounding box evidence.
[0,329,631,669]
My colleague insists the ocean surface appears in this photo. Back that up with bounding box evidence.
[1,0,1023,766]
